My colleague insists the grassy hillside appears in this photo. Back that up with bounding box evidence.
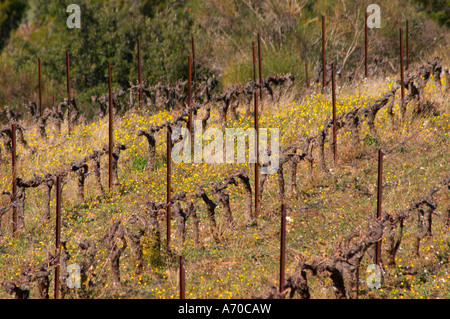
[0,67,448,298]
[0,0,449,300]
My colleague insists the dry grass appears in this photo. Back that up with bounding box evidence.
[0,70,448,299]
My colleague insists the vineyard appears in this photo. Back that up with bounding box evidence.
[0,2,449,300]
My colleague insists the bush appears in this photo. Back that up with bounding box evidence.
[1,0,193,112]
[0,0,27,51]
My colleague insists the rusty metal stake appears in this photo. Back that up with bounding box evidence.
[38,57,43,117]
[11,123,17,237]
[54,175,62,299]
[166,127,172,245]
[305,60,309,88]
[377,149,383,220]
[257,33,263,108]
[253,43,258,85]
[375,149,384,266]
[191,37,197,100]
[365,11,368,78]
[279,203,286,292]
[66,51,72,135]
[179,255,185,299]
[108,62,113,189]
[400,28,405,120]
[66,52,70,105]
[332,62,337,164]
[406,19,409,70]
[188,56,193,137]
[322,15,326,90]
[253,42,260,218]
[138,37,142,109]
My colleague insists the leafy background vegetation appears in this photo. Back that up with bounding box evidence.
[0,0,449,116]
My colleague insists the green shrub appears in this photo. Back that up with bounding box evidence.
[1,0,193,109]
[363,134,378,147]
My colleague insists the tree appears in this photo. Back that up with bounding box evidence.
[0,0,27,51]
[2,0,193,108]
[410,0,450,27]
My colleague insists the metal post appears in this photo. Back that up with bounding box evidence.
[54,175,62,299]
[66,51,71,135]
[11,123,17,237]
[400,28,405,120]
[257,33,263,106]
[365,11,368,78]
[179,255,185,299]
[279,204,286,292]
[191,37,197,100]
[253,42,260,218]
[322,15,326,90]
[108,62,113,189]
[305,60,309,88]
[66,51,70,105]
[375,149,383,266]
[376,149,383,220]
[38,57,43,117]
[253,43,258,85]
[138,37,142,108]
[332,63,337,164]
[188,56,193,137]
[166,127,172,245]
